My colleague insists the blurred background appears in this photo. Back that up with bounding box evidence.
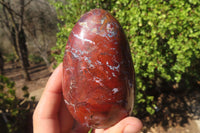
[0,0,200,133]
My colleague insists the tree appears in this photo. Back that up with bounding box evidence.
[0,0,32,80]
[24,0,57,68]
[0,50,4,75]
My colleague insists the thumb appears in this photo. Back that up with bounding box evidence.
[95,117,143,133]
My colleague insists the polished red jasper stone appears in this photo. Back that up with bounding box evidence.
[63,9,135,129]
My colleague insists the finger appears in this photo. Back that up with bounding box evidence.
[59,95,74,133]
[33,63,74,133]
[95,117,143,133]
[34,63,63,119]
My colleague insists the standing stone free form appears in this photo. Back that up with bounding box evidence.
[63,9,135,129]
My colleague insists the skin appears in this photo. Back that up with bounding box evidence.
[33,63,143,133]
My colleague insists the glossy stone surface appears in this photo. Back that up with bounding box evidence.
[63,9,135,129]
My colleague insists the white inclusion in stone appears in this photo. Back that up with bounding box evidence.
[71,47,88,55]
[101,19,104,24]
[84,56,91,64]
[64,99,69,105]
[70,79,76,90]
[65,67,74,71]
[69,85,73,91]
[84,56,95,69]
[93,77,104,87]
[112,72,117,77]
[79,22,88,28]
[96,60,102,65]
[101,17,106,24]
[106,61,120,72]
[80,66,87,71]
[70,49,80,58]
[112,88,119,94]
[72,31,95,45]
[70,47,90,60]
[64,99,77,112]
[106,23,117,37]
[84,116,88,120]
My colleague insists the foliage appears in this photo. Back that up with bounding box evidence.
[0,75,35,133]
[51,0,200,115]
[113,0,200,114]
[4,53,16,63]
[29,54,44,64]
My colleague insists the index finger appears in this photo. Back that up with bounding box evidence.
[34,63,63,119]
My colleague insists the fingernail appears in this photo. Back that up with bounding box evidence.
[123,125,137,133]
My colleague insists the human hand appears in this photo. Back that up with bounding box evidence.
[33,63,143,133]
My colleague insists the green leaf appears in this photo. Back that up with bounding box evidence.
[22,86,28,91]
[88,128,93,133]
[8,89,15,96]
[146,106,155,115]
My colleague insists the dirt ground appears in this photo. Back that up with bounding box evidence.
[2,62,200,133]
[3,62,51,99]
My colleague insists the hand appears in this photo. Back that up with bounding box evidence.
[33,63,143,133]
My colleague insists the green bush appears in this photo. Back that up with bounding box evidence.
[0,75,35,133]
[51,0,200,114]
[113,0,200,114]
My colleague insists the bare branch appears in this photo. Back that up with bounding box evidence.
[24,0,33,7]
[2,3,10,29]
[0,0,22,17]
